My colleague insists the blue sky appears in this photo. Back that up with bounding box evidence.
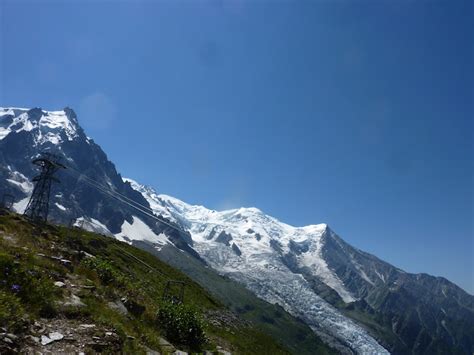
[1,0,472,293]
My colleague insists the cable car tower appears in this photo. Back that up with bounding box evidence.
[24,152,65,223]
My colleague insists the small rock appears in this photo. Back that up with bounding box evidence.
[107,300,128,315]
[5,334,17,341]
[158,337,173,346]
[159,337,176,352]
[32,321,46,334]
[25,335,40,344]
[81,251,95,259]
[79,324,96,329]
[41,331,64,345]
[62,294,86,307]
[173,351,188,355]
[54,281,66,288]
[1,337,13,345]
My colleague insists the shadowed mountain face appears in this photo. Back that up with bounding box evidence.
[1,106,473,354]
[314,229,474,354]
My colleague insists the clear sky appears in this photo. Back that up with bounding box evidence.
[1,0,472,293]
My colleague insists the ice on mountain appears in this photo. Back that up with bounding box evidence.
[6,176,33,194]
[13,196,30,214]
[55,203,67,211]
[123,178,179,224]
[116,216,169,246]
[74,217,113,236]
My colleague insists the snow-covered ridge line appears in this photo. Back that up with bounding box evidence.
[0,106,79,144]
[124,177,352,298]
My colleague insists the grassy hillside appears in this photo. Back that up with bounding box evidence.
[0,211,290,354]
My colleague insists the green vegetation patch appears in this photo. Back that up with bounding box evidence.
[157,301,206,350]
[0,251,60,318]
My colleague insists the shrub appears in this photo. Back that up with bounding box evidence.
[157,301,206,349]
[81,257,123,285]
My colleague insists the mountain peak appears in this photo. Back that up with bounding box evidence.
[301,222,328,231]
[240,206,262,213]
[0,106,81,145]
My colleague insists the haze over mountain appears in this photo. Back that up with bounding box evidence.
[1,107,473,354]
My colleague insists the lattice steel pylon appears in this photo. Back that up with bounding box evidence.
[24,153,66,223]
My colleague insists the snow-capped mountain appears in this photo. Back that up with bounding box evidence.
[126,178,474,354]
[0,107,193,252]
[0,107,80,144]
[127,179,388,353]
[1,107,473,354]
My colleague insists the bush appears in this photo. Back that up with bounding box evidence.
[157,301,206,349]
[0,291,24,332]
[81,257,124,286]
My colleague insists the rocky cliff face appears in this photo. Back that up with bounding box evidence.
[1,106,473,354]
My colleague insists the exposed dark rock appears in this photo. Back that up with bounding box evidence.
[288,239,310,254]
[231,243,242,256]
[215,231,232,246]
[269,239,283,253]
